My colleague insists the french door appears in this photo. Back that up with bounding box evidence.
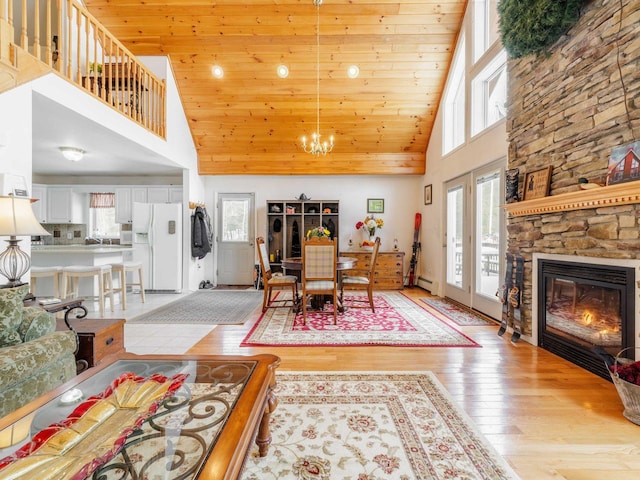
[216,193,255,285]
[444,161,504,319]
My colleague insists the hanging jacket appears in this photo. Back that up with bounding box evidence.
[291,220,301,257]
[191,206,212,259]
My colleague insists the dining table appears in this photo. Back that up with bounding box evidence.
[281,256,358,271]
[282,256,358,312]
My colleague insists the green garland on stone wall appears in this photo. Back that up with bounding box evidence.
[498,0,586,58]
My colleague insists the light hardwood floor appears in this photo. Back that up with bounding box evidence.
[185,287,640,480]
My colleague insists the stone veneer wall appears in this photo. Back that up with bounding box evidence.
[505,0,640,337]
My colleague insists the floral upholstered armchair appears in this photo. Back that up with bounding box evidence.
[0,285,77,418]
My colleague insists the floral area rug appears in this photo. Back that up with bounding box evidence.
[240,292,479,347]
[420,297,496,326]
[240,371,520,480]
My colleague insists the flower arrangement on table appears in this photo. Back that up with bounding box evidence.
[306,226,331,238]
[355,216,384,246]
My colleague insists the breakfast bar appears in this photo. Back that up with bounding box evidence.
[31,245,133,299]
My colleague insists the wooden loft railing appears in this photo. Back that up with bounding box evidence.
[0,0,166,138]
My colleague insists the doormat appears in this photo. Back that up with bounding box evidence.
[240,371,519,479]
[240,292,479,347]
[127,290,262,324]
[420,296,496,326]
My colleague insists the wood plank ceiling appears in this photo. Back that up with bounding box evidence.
[83,0,467,175]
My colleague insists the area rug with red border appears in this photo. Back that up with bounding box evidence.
[420,296,496,326]
[240,292,480,347]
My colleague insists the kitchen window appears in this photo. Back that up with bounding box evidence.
[89,193,120,241]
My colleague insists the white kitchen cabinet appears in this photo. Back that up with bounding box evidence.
[47,188,85,224]
[31,184,48,223]
[115,187,150,224]
[146,187,170,203]
[169,187,183,203]
[132,188,148,204]
[115,188,132,224]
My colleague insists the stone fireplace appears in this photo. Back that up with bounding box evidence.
[533,253,639,380]
[503,0,640,377]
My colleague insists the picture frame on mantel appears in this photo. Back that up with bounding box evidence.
[367,198,384,213]
[607,141,640,186]
[424,184,432,205]
[523,166,552,200]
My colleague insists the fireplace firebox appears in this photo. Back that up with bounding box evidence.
[537,258,635,380]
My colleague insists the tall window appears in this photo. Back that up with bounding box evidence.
[89,193,120,240]
[471,50,507,135]
[443,34,466,154]
[473,0,501,62]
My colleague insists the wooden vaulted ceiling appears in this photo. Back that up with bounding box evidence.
[83,0,467,175]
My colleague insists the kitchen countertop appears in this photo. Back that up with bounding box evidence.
[32,245,133,254]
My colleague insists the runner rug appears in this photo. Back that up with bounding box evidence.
[421,296,496,326]
[240,292,479,347]
[240,371,519,480]
[127,290,262,325]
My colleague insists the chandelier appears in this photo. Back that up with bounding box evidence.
[301,0,334,156]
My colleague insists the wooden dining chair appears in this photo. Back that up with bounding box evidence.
[340,237,381,312]
[302,236,338,325]
[256,237,298,312]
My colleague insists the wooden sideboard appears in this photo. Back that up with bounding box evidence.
[345,251,405,290]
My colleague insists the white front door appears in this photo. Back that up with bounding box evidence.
[217,193,255,285]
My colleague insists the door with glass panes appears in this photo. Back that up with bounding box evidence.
[444,161,504,319]
[217,193,255,285]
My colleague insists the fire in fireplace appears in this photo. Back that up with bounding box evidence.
[537,258,635,380]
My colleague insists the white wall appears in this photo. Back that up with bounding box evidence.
[139,56,207,291]
[0,84,34,284]
[202,175,422,285]
[419,5,508,297]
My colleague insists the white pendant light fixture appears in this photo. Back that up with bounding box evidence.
[301,0,334,156]
[59,146,85,162]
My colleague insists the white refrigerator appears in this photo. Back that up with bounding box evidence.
[133,202,182,292]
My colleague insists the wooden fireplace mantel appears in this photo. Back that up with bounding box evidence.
[503,179,640,217]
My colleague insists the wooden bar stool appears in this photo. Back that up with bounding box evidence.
[61,265,114,317]
[30,266,63,298]
[110,262,145,310]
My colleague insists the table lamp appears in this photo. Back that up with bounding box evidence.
[0,195,50,288]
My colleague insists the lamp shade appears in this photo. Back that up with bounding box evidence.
[0,195,50,237]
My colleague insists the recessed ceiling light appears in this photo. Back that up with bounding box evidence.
[347,65,360,78]
[211,65,224,78]
[276,65,289,78]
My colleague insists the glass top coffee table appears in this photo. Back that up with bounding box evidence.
[0,353,280,480]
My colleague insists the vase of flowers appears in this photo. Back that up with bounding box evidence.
[306,226,331,238]
[355,215,383,247]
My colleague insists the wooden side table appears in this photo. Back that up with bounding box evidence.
[56,318,126,369]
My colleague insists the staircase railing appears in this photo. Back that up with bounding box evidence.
[0,0,166,138]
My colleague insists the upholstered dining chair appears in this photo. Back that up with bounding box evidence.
[302,236,338,325]
[340,237,381,312]
[256,237,298,312]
